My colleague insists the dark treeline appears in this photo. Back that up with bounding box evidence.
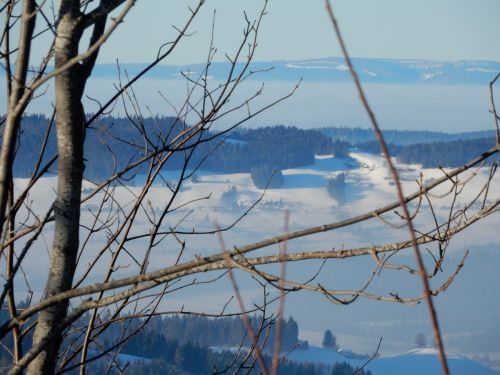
[13,114,188,180]
[118,323,314,375]
[8,115,493,186]
[10,115,340,182]
[147,314,301,351]
[0,308,370,375]
[353,141,402,156]
[356,138,498,168]
[116,314,368,375]
[319,126,493,146]
[395,137,497,167]
[118,339,369,375]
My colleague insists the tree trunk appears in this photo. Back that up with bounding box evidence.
[0,0,36,233]
[27,3,87,373]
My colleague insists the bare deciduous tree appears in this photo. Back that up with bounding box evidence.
[0,1,498,374]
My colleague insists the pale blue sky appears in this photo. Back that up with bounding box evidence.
[11,0,498,132]
[96,0,500,64]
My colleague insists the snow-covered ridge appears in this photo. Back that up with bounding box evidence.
[399,348,463,359]
[92,57,500,85]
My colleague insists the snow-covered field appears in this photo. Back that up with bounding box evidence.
[11,152,500,369]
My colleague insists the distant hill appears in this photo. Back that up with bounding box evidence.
[91,57,500,85]
[318,127,498,168]
[374,349,500,375]
[352,137,498,168]
[394,137,498,167]
[288,347,500,375]
[318,127,494,146]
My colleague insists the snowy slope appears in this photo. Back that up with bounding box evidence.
[12,152,500,361]
[288,347,500,375]
[371,349,500,375]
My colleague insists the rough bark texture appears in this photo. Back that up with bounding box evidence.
[27,3,86,374]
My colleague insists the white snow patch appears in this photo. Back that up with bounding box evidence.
[362,69,377,76]
[334,64,350,71]
[403,348,463,360]
[465,67,496,73]
[314,154,334,159]
[171,71,212,78]
[422,71,444,80]
[285,63,334,70]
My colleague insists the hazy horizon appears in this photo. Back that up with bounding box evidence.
[2,79,491,134]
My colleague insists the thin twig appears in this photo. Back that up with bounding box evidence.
[271,211,289,375]
[217,226,269,375]
[489,72,500,145]
[324,2,450,374]
[353,337,382,375]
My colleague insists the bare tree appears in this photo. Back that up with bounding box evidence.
[0,1,498,374]
[0,1,297,373]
